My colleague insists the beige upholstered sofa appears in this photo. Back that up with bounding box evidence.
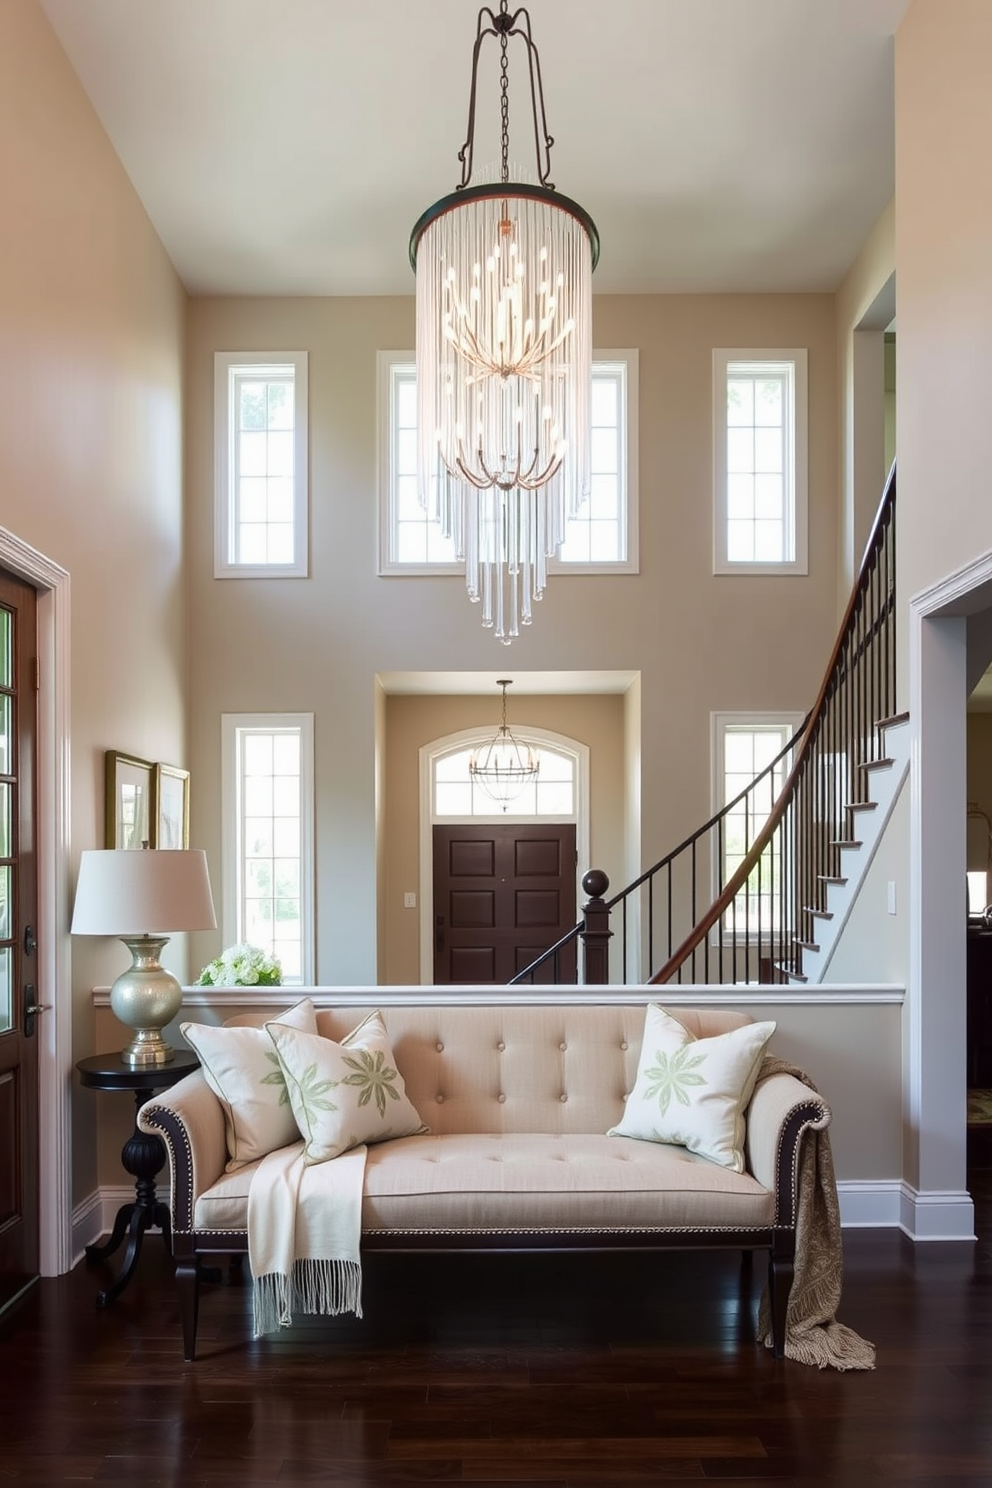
[138,1001,828,1361]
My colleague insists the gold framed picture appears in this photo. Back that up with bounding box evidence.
[104,751,154,850]
[153,763,190,850]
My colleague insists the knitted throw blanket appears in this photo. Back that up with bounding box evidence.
[248,1139,366,1338]
[755,1056,875,1370]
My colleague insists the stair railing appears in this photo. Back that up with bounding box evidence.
[510,465,897,987]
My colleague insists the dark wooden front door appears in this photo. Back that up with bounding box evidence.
[0,570,39,1311]
[433,824,577,984]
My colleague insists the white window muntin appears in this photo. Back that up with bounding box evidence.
[378,351,638,575]
[713,349,808,576]
[214,351,309,578]
[378,356,457,573]
[711,712,804,931]
[221,713,315,984]
[433,741,577,820]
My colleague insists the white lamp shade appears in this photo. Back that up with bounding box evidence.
[71,849,217,936]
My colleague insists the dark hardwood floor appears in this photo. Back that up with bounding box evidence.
[1,1164,990,1487]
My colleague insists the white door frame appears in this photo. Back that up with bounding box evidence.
[418,726,590,986]
[0,527,72,1275]
[906,549,992,1240]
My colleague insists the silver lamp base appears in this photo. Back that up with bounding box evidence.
[110,935,182,1067]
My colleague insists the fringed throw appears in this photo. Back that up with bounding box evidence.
[755,1056,876,1371]
[253,1258,363,1337]
[248,1140,366,1338]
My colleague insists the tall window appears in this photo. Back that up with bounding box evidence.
[713,350,807,575]
[221,714,314,983]
[214,352,309,578]
[712,713,803,928]
[378,351,638,574]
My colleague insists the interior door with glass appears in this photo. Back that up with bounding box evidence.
[0,570,39,1310]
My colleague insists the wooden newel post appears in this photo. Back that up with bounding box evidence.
[580,869,612,985]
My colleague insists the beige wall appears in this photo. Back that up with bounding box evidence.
[382,691,627,984]
[896,0,992,606]
[834,199,895,605]
[185,292,839,984]
[0,3,188,1203]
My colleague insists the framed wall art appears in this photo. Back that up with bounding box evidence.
[104,751,154,850]
[153,763,190,849]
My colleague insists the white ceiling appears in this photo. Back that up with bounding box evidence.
[40,0,911,298]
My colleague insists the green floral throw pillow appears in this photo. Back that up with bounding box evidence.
[180,997,318,1171]
[608,1004,776,1172]
[265,1011,427,1165]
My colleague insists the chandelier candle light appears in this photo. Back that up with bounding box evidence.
[469,679,539,810]
[410,0,599,643]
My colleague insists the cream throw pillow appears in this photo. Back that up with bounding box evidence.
[609,1004,776,1172]
[181,997,318,1171]
[266,1010,428,1165]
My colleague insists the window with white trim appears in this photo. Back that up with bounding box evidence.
[713,350,807,575]
[214,352,309,578]
[221,713,314,983]
[711,713,803,928]
[378,351,638,574]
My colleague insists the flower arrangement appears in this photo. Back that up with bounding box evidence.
[196,943,283,988]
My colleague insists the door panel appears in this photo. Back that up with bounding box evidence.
[433,824,577,984]
[0,571,39,1310]
[449,840,495,876]
[450,891,496,928]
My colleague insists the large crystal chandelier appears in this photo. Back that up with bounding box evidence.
[410,1,599,644]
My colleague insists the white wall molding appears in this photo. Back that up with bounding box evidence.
[836,1180,903,1229]
[907,562,986,1209]
[898,1184,976,1242]
[93,982,907,1010]
[72,1187,169,1269]
[70,1189,104,1265]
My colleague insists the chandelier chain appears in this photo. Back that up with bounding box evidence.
[499,3,510,183]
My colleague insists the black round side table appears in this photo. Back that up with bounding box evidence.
[76,1049,199,1307]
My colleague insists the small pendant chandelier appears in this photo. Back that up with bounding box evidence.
[469,679,540,810]
[410,0,599,644]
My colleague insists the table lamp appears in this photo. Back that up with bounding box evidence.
[71,848,217,1066]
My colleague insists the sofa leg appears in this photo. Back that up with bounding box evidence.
[176,1257,201,1362]
[768,1236,795,1360]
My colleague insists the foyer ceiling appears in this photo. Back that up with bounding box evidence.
[40,0,910,297]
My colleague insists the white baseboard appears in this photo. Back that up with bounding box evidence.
[837,1180,903,1228]
[71,1185,165,1268]
[829,1182,975,1239]
[898,1183,976,1241]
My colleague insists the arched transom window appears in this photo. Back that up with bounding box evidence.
[433,743,576,819]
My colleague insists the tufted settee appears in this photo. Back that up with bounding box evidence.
[138,1001,828,1362]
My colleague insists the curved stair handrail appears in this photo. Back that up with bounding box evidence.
[510,464,898,988]
[650,463,898,985]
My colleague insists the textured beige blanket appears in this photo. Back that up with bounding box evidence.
[756,1056,876,1370]
[248,1139,366,1337]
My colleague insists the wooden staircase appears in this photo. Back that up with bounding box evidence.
[778,712,909,984]
[511,466,899,988]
